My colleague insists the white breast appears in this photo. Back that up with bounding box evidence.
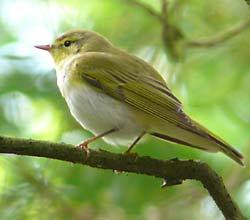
[56,65,143,146]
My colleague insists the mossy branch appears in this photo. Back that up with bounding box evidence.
[0,136,246,220]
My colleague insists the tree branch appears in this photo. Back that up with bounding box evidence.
[122,0,250,60]
[0,136,246,220]
[186,18,250,48]
[122,0,164,22]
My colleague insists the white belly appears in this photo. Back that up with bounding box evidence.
[59,79,143,146]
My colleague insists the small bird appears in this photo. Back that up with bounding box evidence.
[35,30,244,166]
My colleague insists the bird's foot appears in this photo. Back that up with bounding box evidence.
[76,140,90,162]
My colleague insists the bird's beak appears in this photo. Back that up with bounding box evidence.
[34,44,51,51]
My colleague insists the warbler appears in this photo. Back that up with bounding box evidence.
[35,30,244,165]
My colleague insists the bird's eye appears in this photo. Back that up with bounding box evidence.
[64,40,71,47]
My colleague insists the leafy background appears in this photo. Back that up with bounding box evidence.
[0,0,250,219]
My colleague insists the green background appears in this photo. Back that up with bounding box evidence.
[0,0,249,219]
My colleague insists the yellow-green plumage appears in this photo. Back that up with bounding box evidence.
[37,30,244,166]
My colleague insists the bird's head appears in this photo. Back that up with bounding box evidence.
[35,30,112,64]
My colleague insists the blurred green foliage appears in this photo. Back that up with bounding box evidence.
[0,0,250,219]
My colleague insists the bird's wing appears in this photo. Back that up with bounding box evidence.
[69,52,199,133]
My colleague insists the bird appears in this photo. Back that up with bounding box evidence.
[35,29,244,166]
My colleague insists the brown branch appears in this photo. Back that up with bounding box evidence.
[0,136,246,220]
[186,19,250,48]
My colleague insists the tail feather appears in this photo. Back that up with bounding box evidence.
[151,132,213,152]
[150,116,244,166]
[191,119,244,166]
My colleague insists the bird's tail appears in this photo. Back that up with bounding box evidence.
[150,116,244,166]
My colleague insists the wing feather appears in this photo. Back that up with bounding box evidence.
[71,52,202,135]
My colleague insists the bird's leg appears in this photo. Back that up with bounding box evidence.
[124,131,146,154]
[113,131,146,174]
[77,128,118,160]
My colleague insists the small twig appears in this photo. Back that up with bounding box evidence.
[122,0,164,23]
[186,19,250,48]
[0,136,246,220]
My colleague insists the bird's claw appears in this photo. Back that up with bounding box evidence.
[76,141,90,162]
